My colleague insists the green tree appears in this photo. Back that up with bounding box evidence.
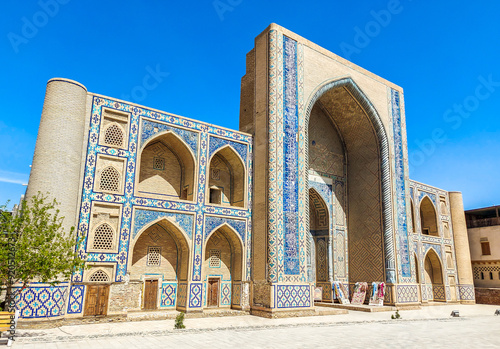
[0,192,85,310]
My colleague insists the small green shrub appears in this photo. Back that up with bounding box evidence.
[174,312,186,329]
[391,310,401,319]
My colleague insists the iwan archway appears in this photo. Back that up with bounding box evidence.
[305,78,395,289]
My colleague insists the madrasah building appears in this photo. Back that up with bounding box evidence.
[18,24,475,320]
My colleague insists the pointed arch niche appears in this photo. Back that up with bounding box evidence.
[420,196,438,236]
[309,188,329,285]
[129,219,190,311]
[306,78,393,285]
[424,249,445,301]
[203,224,244,309]
[136,131,195,201]
[207,146,245,208]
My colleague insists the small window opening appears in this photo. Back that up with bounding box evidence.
[147,246,161,266]
[481,241,491,255]
[481,272,485,280]
[181,187,188,200]
[153,157,165,170]
[209,249,221,268]
[209,188,222,204]
[422,228,430,235]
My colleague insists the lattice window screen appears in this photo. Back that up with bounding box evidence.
[104,124,124,147]
[211,168,220,180]
[153,157,165,170]
[89,270,110,282]
[99,166,120,192]
[147,246,161,266]
[209,249,221,268]
[92,223,114,250]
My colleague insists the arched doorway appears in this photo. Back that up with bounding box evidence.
[424,249,445,301]
[420,197,438,236]
[129,219,190,311]
[136,131,195,201]
[306,78,394,287]
[309,188,330,292]
[203,224,244,309]
[207,146,245,208]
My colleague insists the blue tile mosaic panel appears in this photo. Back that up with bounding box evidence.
[67,285,85,314]
[73,96,252,289]
[140,119,198,157]
[132,209,194,240]
[204,216,246,243]
[221,283,231,305]
[189,283,203,308]
[160,282,177,308]
[283,36,300,275]
[16,285,68,319]
[209,136,248,165]
[391,89,411,278]
[275,285,311,308]
[418,190,437,207]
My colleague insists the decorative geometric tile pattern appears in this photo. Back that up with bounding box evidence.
[316,282,332,301]
[458,285,475,301]
[283,35,300,276]
[140,119,198,156]
[209,136,248,164]
[177,282,188,308]
[160,282,177,308]
[316,238,328,282]
[204,216,246,243]
[67,285,85,314]
[391,89,411,279]
[221,283,231,305]
[433,285,446,301]
[232,282,241,305]
[16,285,68,319]
[473,265,500,279]
[423,243,442,260]
[72,95,253,311]
[396,285,419,303]
[267,29,283,283]
[189,283,203,308]
[276,285,311,308]
[132,209,194,240]
[418,190,437,207]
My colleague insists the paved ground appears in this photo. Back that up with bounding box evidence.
[5,304,500,348]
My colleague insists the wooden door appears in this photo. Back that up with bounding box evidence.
[207,278,219,307]
[84,285,109,316]
[144,280,158,310]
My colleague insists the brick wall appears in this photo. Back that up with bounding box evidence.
[475,287,500,305]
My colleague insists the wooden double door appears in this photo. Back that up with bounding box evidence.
[84,285,109,316]
[207,278,220,307]
[144,279,159,310]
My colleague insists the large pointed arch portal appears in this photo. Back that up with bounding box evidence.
[305,78,396,284]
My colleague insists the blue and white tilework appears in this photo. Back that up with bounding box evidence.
[160,282,177,308]
[140,119,198,157]
[208,136,248,164]
[204,216,246,243]
[391,89,411,279]
[16,284,68,318]
[275,285,311,308]
[72,96,252,313]
[67,285,85,314]
[132,209,194,240]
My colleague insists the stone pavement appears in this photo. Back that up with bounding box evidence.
[6,304,500,348]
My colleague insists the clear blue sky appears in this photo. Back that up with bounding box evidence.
[1,1,499,210]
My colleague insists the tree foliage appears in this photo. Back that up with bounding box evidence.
[0,192,85,308]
